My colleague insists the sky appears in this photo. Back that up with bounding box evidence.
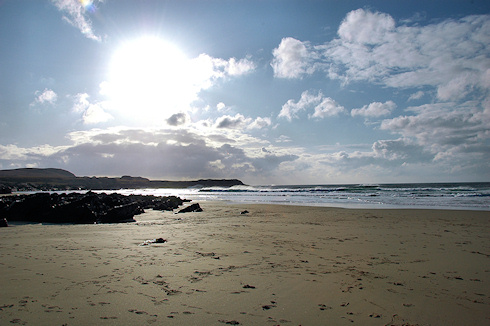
[0,0,489,185]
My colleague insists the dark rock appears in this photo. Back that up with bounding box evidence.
[240,210,249,215]
[152,196,184,211]
[0,184,11,194]
[99,203,142,223]
[0,192,188,224]
[177,203,202,213]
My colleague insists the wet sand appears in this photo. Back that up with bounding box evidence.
[1,202,489,325]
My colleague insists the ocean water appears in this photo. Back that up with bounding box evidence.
[108,182,490,211]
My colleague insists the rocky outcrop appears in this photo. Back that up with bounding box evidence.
[0,184,12,194]
[0,192,189,224]
[177,203,203,213]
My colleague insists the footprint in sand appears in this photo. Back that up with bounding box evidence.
[318,304,332,310]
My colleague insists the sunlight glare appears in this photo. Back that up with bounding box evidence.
[106,36,191,124]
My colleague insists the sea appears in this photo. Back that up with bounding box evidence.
[99,182,490,211]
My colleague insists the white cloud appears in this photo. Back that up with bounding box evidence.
[270,9,490,180]
[0,143,66,161]
[275,135,292,143]
[225,57,256,76]
[351,100,396,117]
[72,93,90,112]
[51,0,101,41]
[2,122,488,183]
[271,37,314,78]
[72,93,113,124]
[380,101,490,161]
[311,97,345,119]
[338,8,395,44]
[216,102,227,111]
[371,138,431,161]
[214,114,271,130]
[274,9,490,101]
[325,10,490,99]
[279,90,344,121]
[82,103,113,124]
[32,88,58,105]
[196,54,255,81]
[279,91,322,121]
[248,116,272,129]
[408,91,424,101]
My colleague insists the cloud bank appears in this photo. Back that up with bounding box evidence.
[270,9,490,182]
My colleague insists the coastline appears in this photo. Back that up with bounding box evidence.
[1,202,489,325]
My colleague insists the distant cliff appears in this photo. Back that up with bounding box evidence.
[0,168,244,191]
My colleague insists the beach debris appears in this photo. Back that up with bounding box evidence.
[140,238,167,246]
[177,203,202,213]
[219,320,240,325]
[262,302,277,310]
[240,210,249,215]
[196,251,216,257]
[242,284,256,289]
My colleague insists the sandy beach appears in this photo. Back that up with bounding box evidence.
[1,202,489,325]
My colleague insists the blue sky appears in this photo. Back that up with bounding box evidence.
[0,0,489,184]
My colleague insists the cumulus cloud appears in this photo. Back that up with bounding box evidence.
[271,37,315,78]
[216,102,227,111]
[248,116,272,129]
[215,114,251,129]
[32,88,58,105]
[273,9,490,100]
[337,8,395,44]
[167,113,189,126]
[310,97,346,119]
[351,100,396,117]
[72,93,113,124]
[324,10,490,98]
[225,57,256,76]
[270,9,490,179]
[82,103,113,124]
[51,0,101,41]
[279,90,344,121]
[380,101,490,163]
[371,138,432,161]
[193,54,255,83]
[213,114,271,130]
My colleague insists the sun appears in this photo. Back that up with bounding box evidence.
[104,36,191,123]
